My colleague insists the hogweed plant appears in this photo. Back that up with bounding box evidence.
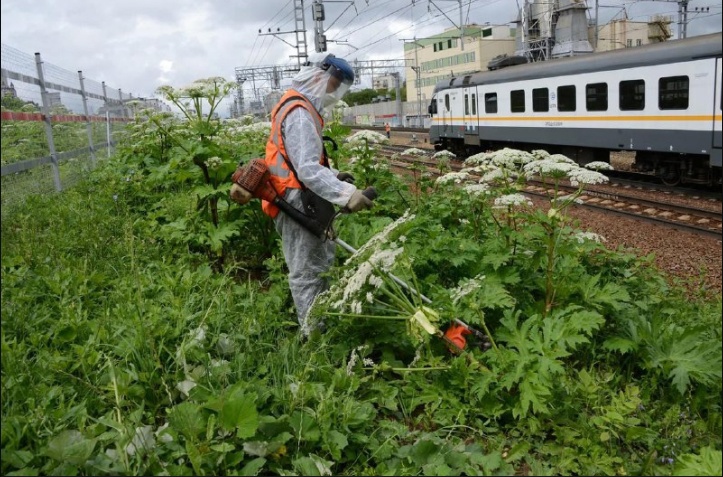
[309,212,449,371]
[435,148,612,316]
[523,151,612,315]
[394,147,434,207]
[345,129,390,187]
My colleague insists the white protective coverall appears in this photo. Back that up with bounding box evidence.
[274,54,366,336]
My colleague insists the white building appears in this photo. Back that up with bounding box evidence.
[404,24,517,104]
[593,16,672,52]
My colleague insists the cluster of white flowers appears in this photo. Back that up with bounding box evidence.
[493,193,533,208]
[547,154,577,165]
[346,211,415,264]
[479,168,509,184]
[401,147,428,156]
[573,231,607,243]
[567,168,609,186]
[369,246,405,273]
[204,156,223,170]
[487,148,536,168]
[432,150,456,159]
[339,261,375,306]
[435,171,471,185]
[523,159,576,179]
[462,151,490,166]
[346,130,389,145]
[585,161,614,171]
[346,344,370,376]
[463,183,491,197]
[332,246,405,311]
[450,274,486,304]
[460,163,495,175]
[553,193,584,205]
[348,144,368,154]
[235,121,272,134]
[531,149,551,160]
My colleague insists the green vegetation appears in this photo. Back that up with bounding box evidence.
[2,80,721,476]
[344,86,405,106]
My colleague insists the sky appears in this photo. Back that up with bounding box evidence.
[2,0,721,117]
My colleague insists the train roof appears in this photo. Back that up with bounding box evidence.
[433,32,722,93]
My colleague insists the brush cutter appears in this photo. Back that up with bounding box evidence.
[230,159,491,354]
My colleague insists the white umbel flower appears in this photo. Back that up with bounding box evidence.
[568,168,609,186]
[493,193,533,208]
[435,171,470,185]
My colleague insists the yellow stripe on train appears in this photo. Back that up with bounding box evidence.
[432,115,723,122]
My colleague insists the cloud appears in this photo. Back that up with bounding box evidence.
[1,0,720,117]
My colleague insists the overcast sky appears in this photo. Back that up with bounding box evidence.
[2,0,720,116]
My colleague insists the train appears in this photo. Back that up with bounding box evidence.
[428,32,722,186]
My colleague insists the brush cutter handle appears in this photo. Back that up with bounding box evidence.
[342,186,377,214]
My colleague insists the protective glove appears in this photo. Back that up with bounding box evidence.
[337,171,355,184]
[344,188,374,213]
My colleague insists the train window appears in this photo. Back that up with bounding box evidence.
[445,94,450,111]
[557,85,576,112]
[533,88,549,112]
[586,83,608,111]
[619,80,645,111]
[659,76,689,110]
[485,93,498,114]
[471,94,477,115]
[511,90,525,113]
[465,94,470,115]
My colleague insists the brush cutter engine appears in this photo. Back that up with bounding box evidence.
[230,158,278,204]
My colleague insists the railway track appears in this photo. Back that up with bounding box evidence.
[375,144,723,239]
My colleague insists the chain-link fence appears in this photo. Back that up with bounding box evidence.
[1,44,156,219]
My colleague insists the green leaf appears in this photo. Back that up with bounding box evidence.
[2,450,34,469]
[672,446,722,476]
[290,410,321,443]
[410,439,441,466]
[324,430,349,460]
[240,457,267,476]
[646,325,723,394]
[602,337,637,354]
[576,274,631,312]
[185,440,203,475]
[45,430,95,465]
[292,454,333,476]
[168,402,206,441]
[204,222,240,253]
[218,386,259,439]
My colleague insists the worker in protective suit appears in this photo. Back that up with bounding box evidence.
[260,52,374,336]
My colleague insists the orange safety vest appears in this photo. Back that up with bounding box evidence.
[262,89,326,218]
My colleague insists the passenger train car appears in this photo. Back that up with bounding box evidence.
[428,32,722,185]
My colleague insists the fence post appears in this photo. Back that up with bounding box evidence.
[78,70,97,168]
[34,52,62,192]
[118,88,125,118]
[102,81,111,158]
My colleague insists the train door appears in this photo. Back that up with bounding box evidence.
[463,87,480,147]
[714,58,722,151]
[441,92,451,135]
